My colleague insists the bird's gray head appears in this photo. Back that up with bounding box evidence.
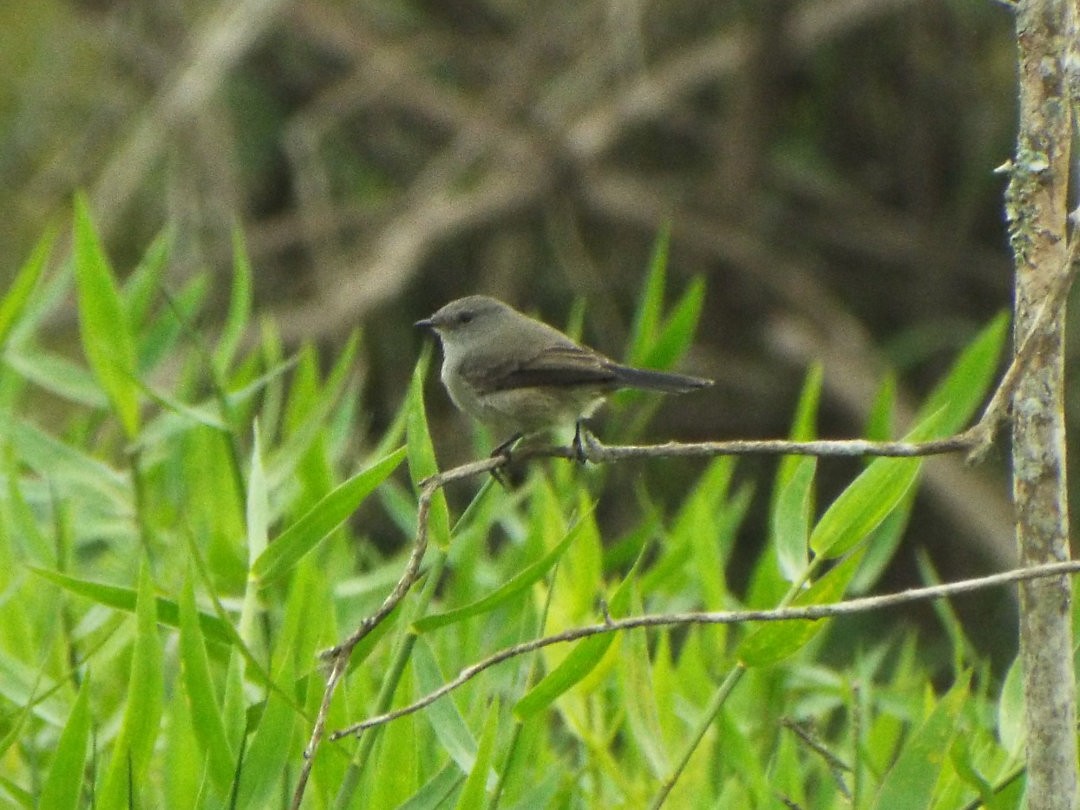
[415,296,514,345]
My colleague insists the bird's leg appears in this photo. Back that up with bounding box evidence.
[572,420,589,464]
[489,432,522,488]
[491,432,522,461]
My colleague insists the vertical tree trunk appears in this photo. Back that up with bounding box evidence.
[1007,2,1077,807]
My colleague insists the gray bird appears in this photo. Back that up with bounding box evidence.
[416,295,712,452]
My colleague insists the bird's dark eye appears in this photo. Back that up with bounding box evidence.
[457,312,474,324]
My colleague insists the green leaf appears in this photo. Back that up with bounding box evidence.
[398,764,465,810]
[914,312,1009,434]
[640,276,707,372]
[138,271,208,375]
[871,674,970,810]
[809,409,946,560]
[0,226,55,349]
[213,225,254,376]
[131,354,298,452]
[99,563,164,807]
[246,424,269,568]
[29,566,233,645]
[241,426,269,642]
[253,447,406,583]
[3,349,108,408]
[408,353,450,549]
[454,699,499,809]
[137,380,231,432]
[736,546,866,667]
[997,657,1024,756]
[178,575,235,794]
[236,646,299,807]
[0,774,33,808]
[72,193,141,438]
[773,457,815,582]
[514,547,642,720]
[949,734,995,808]
[8,416,128,510]
[770,363,822,519]
[414,639,483,777]
[414,505,590,632]
[267,334,359,490]
[626,223,671,365]
[864,371,897,441]
[618,583,670,778]
[38,678,92,810]
[122,226,174,327]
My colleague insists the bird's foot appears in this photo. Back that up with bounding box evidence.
[572,421,590,464]
[489,433,522,488]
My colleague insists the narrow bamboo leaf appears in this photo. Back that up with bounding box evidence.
[773,457,815,582]
[408,353,450,549]
[0,226,55,348]
[266,334,359,491]
[788,364,823,444]
[914,312,1008,433]
[213,226,254,376]
[398,764,465,810]
[864,371,897,441]
[6,463,54,567]
[138,271,208,375]
[373,381,412,461]
[997,657,1024,755]
[809,457,920,560]
[640,276,706,372]
[240,427,269,643]
[414,638,481,776]
[736,547,866,667]
[870,674,970,810]
[949,735,995,807]
[72,194,141,438]
[38,678,92,810]
[0,775,33,808]
[253,447,406,583]
[414,506,589,632]
[236,659,299,807]
[514,550,641,720]
[9,417,129,516]
[809,409,946,560]
[281,345,321,437]
[675,456,736,608]
[138,380,230,431]
[453,699,499,809]
[626,223,671,365]
[848,489,916,594]
[618,584,670,777]
[771,364,822,517]
[131,355,298,452]
[29,567,233,644]
[246,426,269,566]
[178,576,235,793]
[122,226,174,326]
[99,564,164,807]
[3,350,107,408]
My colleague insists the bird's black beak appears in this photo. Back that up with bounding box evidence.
[415,318,435,330]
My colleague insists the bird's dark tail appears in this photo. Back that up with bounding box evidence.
[609,364,713,394]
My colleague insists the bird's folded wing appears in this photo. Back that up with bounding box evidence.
[461,345,618,392]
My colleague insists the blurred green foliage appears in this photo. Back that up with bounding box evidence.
[0,209,1025,808]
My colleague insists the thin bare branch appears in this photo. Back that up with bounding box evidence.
[335,559,1080,737]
